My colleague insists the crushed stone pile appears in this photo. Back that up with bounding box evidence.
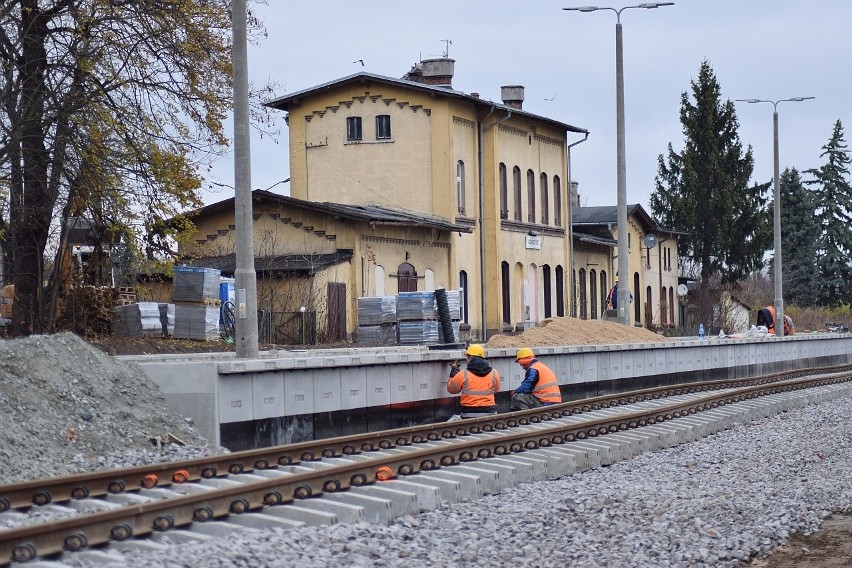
[486,316,664,349]
[0,333,221,484]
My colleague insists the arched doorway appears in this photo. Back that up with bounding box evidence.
[397,262,417,293]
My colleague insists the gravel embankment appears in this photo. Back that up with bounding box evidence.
[65,388,852,568]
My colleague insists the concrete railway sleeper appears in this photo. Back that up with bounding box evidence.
[2,369,852,564]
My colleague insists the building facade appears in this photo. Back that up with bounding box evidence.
[266,58,588,339]
[571,203,681,329]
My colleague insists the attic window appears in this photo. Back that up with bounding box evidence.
[346,116,362,141]
[376,115,391,139]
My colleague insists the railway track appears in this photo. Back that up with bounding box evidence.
[2,364,851,565]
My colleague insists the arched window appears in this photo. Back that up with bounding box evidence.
[540,173,549,224]
[459,270,469,323]
[600,271,608,313]
[375,265,385,296]
[556,265,565,317]
[513,167,522,221]
[527,169,536,223]
[669,287,675,327]
[553,175,562,227]
[646,285,653,326]
[524,263,539,322]
[660,286,667,326]
[633,272,641,324]
[590,269,598,319]
[499,163,508,219]
[398,262,417,293]
[456,160,466,215]
[425,269,434,291]
[501,261,511,325]
[579,268,587,319]
[543,264,552,318]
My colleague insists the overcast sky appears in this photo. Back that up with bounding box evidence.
[204,0,851,214]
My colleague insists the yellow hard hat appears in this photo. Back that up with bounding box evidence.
[466,344,485,358]
[515,347,535,361]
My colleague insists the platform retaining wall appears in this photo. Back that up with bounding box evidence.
[122,334,852,451]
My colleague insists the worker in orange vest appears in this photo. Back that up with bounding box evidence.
[510,348,562,411]
[446,344,501,420]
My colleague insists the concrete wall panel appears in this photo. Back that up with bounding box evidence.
[219,375,254,424]
[283,371,314,416]
[252,373,285,420]
[312,368,343,413]
[341,366,368,410]
[366,365,392,407]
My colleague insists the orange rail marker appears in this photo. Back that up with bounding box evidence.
[172,470,190,483]
[141,474,158,489]
[375,466,393,481]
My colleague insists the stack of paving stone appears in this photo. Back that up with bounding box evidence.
[398,320,440,345]
[356,295,399,345]
[112,302,165,338]
[159,303,175,337]
[396,291,438,320]
[172,266,221,340]
[357,296,398,325]
[445,290,461,320]
[356,323,398,345]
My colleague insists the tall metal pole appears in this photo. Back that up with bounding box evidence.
[564,3,673,326]
[735,96,813,338]
[232,0,259,358]
[771,109,783,337]
[614,18,629,325]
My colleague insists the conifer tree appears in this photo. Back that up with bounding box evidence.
[777,168,820,306]
[651,61,771,292]
[805,120,852,305]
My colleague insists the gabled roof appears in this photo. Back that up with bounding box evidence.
[186,251,353,276]
[572,204,656,231]
[193,190,473,234]
[571,203,686,238]
[264,72,588,134]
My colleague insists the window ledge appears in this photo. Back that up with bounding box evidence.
[345,138,395,145]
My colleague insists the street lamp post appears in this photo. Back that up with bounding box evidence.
[232,0,259,358]
[563,3,674,326]
[735,97,814,338]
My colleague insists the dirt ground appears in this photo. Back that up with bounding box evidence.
[750,513,852,567]
[82,316,667,356]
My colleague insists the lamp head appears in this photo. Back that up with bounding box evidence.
[563,6,599,12]
[638,2,675,7]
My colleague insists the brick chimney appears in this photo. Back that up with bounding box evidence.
[421,58,455,88]
[501,85,524,110]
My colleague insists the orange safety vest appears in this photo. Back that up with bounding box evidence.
[448,369,500,408]
[529,361,562,404]
[767,305,776,333]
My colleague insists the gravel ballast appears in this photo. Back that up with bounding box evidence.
[69,387,852,568]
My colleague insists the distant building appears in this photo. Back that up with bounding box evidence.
[571,203,681,329]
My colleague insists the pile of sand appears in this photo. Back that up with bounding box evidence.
[486,317,664,349]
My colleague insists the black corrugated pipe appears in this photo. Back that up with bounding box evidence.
[435,288,455,343]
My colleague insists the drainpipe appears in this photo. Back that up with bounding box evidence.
[478,106,512,341]
[567,131,589,318]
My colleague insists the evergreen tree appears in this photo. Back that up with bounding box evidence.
[805,120,852,305]
[777,168,820,306]
[651,61,771,292]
